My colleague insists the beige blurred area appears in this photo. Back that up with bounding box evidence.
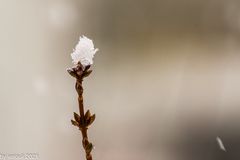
[1,0,240,160]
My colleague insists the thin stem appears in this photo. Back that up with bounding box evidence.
[76,79,93,160]
[68,64,94,160]
[77,80,84,117]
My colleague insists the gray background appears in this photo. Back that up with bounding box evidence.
[0,0,240,159]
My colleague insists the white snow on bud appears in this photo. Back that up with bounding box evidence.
[71,35,98,66]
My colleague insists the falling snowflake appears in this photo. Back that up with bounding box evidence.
[216,136,226,152]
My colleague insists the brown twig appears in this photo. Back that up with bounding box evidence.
[67,63,95,160]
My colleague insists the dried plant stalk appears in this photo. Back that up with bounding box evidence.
[67,63,95,160]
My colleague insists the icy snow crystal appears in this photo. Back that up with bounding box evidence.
[71,36,98,66]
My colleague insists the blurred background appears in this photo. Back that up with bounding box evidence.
[0,0,240,159]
